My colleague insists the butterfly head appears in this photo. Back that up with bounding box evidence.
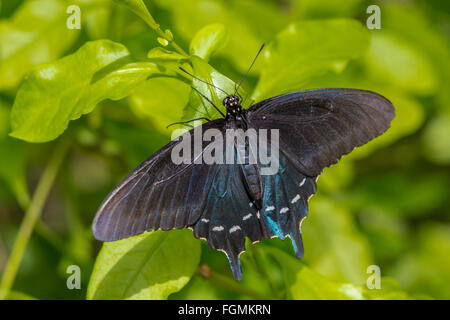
[223,95,242,118]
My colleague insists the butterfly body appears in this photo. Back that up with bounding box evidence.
[92,88,395,280]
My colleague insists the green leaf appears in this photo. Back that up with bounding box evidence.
[128,76,191,133]
[264,246,411,300]
[0,0,79,90]
[365,33,437,96]
[302,197,373,284]
[87,230,201,300]
[189,24,227,61]
[0,100,29,208]
[147,47,188,61]
[252,19,370,100]
[114,0,158,29]
[10,40,155,142]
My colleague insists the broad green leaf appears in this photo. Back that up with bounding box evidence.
[0,0,79,90]
[365,33,437,96]
[128,76,191,133]
[264,246,411,300]
[182,56,246,124]
[302,197,373,284]
[114,0,158,29]
[87,230,201,300]
[0,101,29,208]
[10,40,156,142]
[252,19,370,100]
[189,24,227,61]
[147,47,188,61]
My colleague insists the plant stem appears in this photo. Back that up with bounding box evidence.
[197,265,275,300]
[115,0,188,56]
[0,138,70,300]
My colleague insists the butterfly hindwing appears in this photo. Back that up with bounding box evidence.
[260,154,317,258]
[192,162,263,280]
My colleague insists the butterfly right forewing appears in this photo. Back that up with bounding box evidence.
[246,88,395,177]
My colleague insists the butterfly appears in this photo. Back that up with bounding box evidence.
[92,81,395,280]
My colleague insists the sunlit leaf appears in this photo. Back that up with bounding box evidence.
[365,32,437,96]
[10,40,155,142]
[302,197,373,284]
[87,230,201,300]
[128,76,191,132]
[114,0,158,29]
[264,246,411,299]
[147,47,188,61]
[252,19,370,100]
[189,23,227,61]
[0,0,79,90]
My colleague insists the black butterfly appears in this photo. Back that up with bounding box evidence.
[92,78,395,280]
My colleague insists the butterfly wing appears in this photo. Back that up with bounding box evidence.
[259,154,317,259]
[246,88,395,176]
[92,119,267,280]
[192,161,264,280]
[92,119,227,241]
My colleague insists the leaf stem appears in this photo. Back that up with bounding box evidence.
[197,265,275,300]
[0,138,70,300]
[116,0,188,56]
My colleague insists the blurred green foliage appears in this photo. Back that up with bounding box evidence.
[0,0,449,300]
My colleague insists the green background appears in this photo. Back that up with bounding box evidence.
[0,0,449,300]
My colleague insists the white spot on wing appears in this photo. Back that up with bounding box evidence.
[299,178,306,187]
[201,218,209,223]
[229,225,241,233]
[280,207,289,214]
[291,194,300,204]
[249,202,253,207]
[242,213,252,221]
[266,206,275,212]
[212,226,224,232]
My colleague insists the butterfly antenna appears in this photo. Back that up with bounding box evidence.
[166,117,211,129]
[191,86,226,118]
[234,43,265,96]
[179,67,230,96]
